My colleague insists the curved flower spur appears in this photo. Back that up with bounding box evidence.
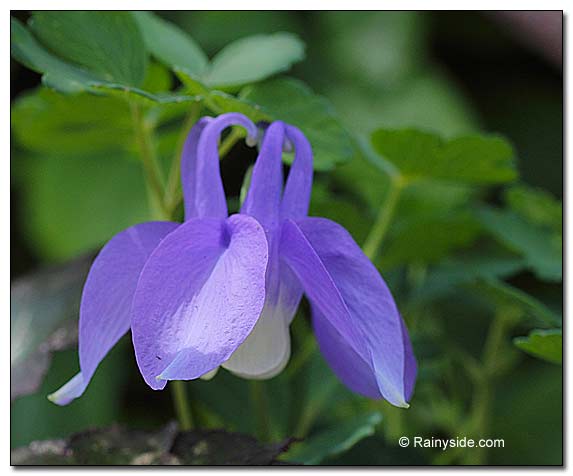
[49,113,416,409]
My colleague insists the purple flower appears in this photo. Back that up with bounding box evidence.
[49,113,416,408]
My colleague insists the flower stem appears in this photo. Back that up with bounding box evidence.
[250,380,271,441]
[463,307,519,464]
[362,175,404,260]
[293,377,338,437]
[130,102,167,220]
[218,127,243,157]
[164,102,202,215]
[171,381,194,431]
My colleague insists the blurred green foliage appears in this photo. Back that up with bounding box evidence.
[11,11,562,466]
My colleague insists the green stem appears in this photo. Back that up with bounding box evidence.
[285,333,316,379]
[250,380,271,441]
[463,307,518,464]
[164,102,202,214]
[362,175,404,259]
[218,127,243,157]
[171,381,194,431]
[130,102,166,219]
[294,377,338,437]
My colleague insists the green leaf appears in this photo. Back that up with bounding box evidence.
[90,82,201,106]
[285,412,382,465]
[204,33,305,89]
[310,181,371,243]
[371,129,517,184]
[505,184,562,233]
[490,362,562,464]
[15,153,150,261]
[380,210,481,269]
[470,278,561,327]
[30,11,147,86]
[322,12,427,88]
[11,17,195,104]
[11,425,291,465]
[11,16,96,93]
[414,247,526,303]
[477,207,562,282]
[133,11,208,77]
[140,61,173,93]
[11,88,133,155]
[327,70,479,139]
[238,78,354,170]
[514,329,562,365]
[207,90,269,122]
[11,255,91,400]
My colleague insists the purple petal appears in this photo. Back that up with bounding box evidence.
[312,312,381,398]
[280,218,416,407]
[280,124,313,220]
[131,214,268,389]
[180,117,211,220]
[187,113,257,220]
[241,121,285,230]
[48,221,179,405]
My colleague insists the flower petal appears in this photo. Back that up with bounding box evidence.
[131,214,268,389]
[312,312,381,398]
[313,308,416,401]
[180,117,211,220]
[186,113,257,220]
[48,221,179,405]
[241,121,285,230]
[280,124,313,220]
[280,218,416,407]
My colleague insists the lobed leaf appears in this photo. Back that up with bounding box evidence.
[505,184,562,233]
[380,211,482,269]
[477,207,562,282]
[133,11,208,78]
[371,129,517,184]
[205,32,305,89]
[514,329,562,365]
[11,16,197,105]
[11,88,133,155]
[469,278,561,327]
[413,247,526,303]
[30,11,148,86]
[238,78,355,170]
[11,17,97,93]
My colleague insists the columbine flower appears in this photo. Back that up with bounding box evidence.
[50,112,416,408]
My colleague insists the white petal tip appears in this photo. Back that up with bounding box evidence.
[245,134,258,147]
[47,390,69,406]
[46,372,86,406]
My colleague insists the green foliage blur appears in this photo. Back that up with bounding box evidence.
[11,11,562,465]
